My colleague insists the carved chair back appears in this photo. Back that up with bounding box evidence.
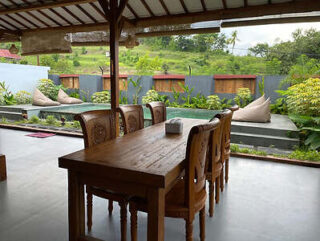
[146,101,167,125]
[75,110,115,148]
[117,105,144,134]
[184,119,220,218]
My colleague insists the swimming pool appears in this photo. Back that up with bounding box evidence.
[40,103,219,122]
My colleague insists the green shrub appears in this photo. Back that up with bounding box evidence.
[142,89,168,104]
[0,81,16,105]
[69,92,80,99]
[28,115,40,124]
[207,95,222,110]
[288,149,320,162]
[45,115,58,125]
[15,90,32,104]
[91,90,111,103]
[37,79,67,101]
[286,78,320,116]
[270,97,287,115]
[191,93,208,109]
[73,121,81,129]
[234,88,252,108]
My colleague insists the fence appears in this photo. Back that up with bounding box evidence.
[48,74,288,104]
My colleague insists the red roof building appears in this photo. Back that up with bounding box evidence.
[0,49,21,60]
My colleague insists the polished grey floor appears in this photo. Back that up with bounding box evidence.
[0,128,319,241]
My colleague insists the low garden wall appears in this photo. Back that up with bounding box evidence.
[49,74,287,104]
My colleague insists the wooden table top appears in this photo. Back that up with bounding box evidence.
[59,118,208,188]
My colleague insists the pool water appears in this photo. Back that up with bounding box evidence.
[40,103,219,121]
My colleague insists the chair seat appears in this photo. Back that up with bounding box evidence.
[88,186,130,202]
[206,162,223,180]
[132,179,207,219]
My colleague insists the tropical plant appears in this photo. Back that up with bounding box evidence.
[221,98,233,109]
[37,78,67,101]
[258,76,265,96]
[119,90,128,104]
[91,90,111,103]
[179,83,194,108]
[0,81,16,105]
[270,97,287,115]
[191,93,208,109]
[234,88,252,108]
[129,77,142,104]
[45,115,58,125]
[168,87,181,107]
[227,30,239,53]
[142,89,168,104]
[207,95,222,110]
[285,78,320,116]
[14,90,32,104]
[28,115,40,124]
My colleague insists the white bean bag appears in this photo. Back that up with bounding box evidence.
[232,98,271,123]
[57,89,83,104]
[245,94,266,109]
[32,88,61,106]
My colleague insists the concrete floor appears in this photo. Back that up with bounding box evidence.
[0,128,319,241]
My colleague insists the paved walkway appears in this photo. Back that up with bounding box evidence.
[0,128,319,241]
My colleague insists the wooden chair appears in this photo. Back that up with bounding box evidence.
[146,101,167,125]
[75,110,128,241]
[0,154,7,181]
[117,105,144,134]
[206,113,226,217]
[225,105,239,183]
[129,119,221,241]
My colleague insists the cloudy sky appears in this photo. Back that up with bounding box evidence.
[221,22,320,55]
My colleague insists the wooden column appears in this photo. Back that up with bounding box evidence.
[99,0,127,136]
[0,154,7,181]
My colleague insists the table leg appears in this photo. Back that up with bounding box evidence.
[68,170,85,241]
[147,188,165,241]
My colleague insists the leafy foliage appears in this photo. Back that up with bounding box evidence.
[270,97,287,115]
[207,95,222,110]
[191,93,208,109]
[91,90,111,103]
[135,54,161,75]
[179,83,194,108]
[142,89,167,104]
[14,90,32,104]
[234,88,252,108]
[0,81,16,105]
[37,79,67,101]
[129,77,142,104]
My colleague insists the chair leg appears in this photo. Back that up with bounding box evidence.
[199,207,205,241]
[185,219,193,241]
[209,181,214,217]
[215,177,220,204]
[119,202,127,241]
[129,204,138,241]
[87,191,93,232]
[220,167,224,192]
[225,158,229,183]
[108,200,113,215]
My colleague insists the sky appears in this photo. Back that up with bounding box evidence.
[220,22,320,55]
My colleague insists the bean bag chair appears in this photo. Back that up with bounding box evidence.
[32,88,61,106]
[57,89,83,104]
[232,98,271,123]
[245,94,266,109]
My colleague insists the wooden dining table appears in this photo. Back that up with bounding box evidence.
[59,118,208,241]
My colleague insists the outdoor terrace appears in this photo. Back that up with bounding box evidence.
[0,128,319,241]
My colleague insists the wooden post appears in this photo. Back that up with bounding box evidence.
[0,154,7,181]
[109,0,120,136]
[99,0,127,136]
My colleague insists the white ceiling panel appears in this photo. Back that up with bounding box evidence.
[29,10,58,27]
[79,3,106,22]
[128,0,150,18]
[248,0,268,6]
[41,9,69,26]
[66,5,94,24]
[18,12,47,28]
[163,0,185,15]
[226,0,245,8]
[145,0,166,16]
[184,0,204,13]
[204,0,224,11]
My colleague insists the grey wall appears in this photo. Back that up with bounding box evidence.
[48,74,60,85]
[48,74,287,104]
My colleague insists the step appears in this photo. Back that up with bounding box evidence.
[231,124,299,138]
[0,111,24,121]
[231,132,300,150]
[0,106,24,113]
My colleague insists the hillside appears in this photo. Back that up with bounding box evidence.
[18,44,271,76]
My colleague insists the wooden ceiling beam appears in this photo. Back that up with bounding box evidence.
[135,27,220,38]
[62,6,86,24]
[76,4,98,23]
[20,0,51,27]
[244,0,248,7]
[159,0,170,15]
[140,0,155,17]
[179,0,189,13]
[222,15,320,28]
[134,0,320,28]
[200,0,207,12]
[0,0,97,15]
[126,3,139,19]
[40,0,73,25]
[222,0,227,9]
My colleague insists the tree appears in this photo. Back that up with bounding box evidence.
[227,30,239,53]
[135,54,161,75]
[249,43,269,57]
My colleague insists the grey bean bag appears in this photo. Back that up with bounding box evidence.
[32,88,61,106]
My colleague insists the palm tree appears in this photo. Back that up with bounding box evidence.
[228,30,240,53]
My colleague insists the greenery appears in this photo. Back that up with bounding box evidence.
[234,88,252,108]
[207,95,222,110]
[191,93,208,109]
[37,78,67,101]
[29,115,40,124]
[91,90,111,103]
[0,81,16,105]
[142,89,167,104]
[45,115,58,125]
[230,144,267,156]
[258,76,265,96]
[179,83,194,108]
[270,97,288,115]
[129,77,142,104]
[14,90,32,104]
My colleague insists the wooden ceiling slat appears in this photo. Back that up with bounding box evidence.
[38,9,63,26]
[76,4,98,23]
[0,17,19,30]
[179,0,189,13]
[222,0,227,9]
[38,0,73,25]
[200,0,207,11]
[19,0,51,27]
[7,14,32,29]
[244,0,248,7]
[140,0,155,17]
[159,0,170,15]
[62,6,86,24]
[89,2,108,20]
[126,3,139,19]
